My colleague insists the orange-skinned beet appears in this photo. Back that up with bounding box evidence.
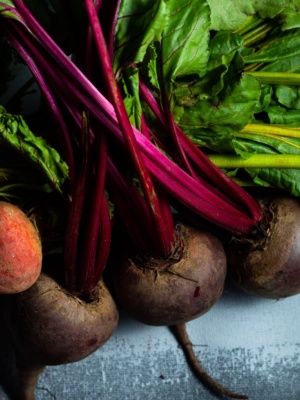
[0,201,42,294]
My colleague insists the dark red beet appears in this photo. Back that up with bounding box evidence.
[108,223,227,326]
[8,269,119,400]
[226,194,300,299]
[107,222,250,399]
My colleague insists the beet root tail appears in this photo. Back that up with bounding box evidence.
[171,323,249,400]
[13,358,44,400]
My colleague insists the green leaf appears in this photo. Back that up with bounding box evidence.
[113,0,168,74]
[236,132,300,155]
[207,0,255,31]
[254,84,273,113]
[232,135,300,195]
[249,167,300,195]
[172,30,245,110]
[173,64,228,107]
[160,0,210,84]
[119,67,143,129]
[0,106,69,194]
[207,0,293,31]
[175,73,261,140]
[207,31,243,72]
[141,43,161,90]
[266,105,300,126]
[277,0,300,30]
[275,85,300,109]
[243,30,300,73]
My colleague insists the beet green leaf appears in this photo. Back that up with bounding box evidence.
[0,106,69,193]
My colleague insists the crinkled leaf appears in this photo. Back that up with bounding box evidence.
[173,64,228,107]
[266,105,300,126]
[207,0,293,31]
[0,106,69,193]
[207,31,243,72]
[174,73,261,140]
[277,0,300,30]
[275,85,300,109]
[172,31,244,108]
[207,0,254,31]
[254,84,273,113]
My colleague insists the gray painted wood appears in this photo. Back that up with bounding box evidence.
[1,285,299,400]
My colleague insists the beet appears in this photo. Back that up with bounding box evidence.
[108,223,227,326]
[0,201,42,294]
[226,194,300,299]
[7,266,119,400]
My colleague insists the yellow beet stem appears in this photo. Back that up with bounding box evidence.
[208,154,300,169]
[242,124,300,138]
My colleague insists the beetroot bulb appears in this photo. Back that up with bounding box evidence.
[0,201,42,294]
[108,223,226,326]
[226,192,300,299]
[107,222,249,399]
[6,257,119,400]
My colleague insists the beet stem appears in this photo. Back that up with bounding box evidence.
[2,1,262,235]
[171,323,249,400]
[85,0,173,256]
